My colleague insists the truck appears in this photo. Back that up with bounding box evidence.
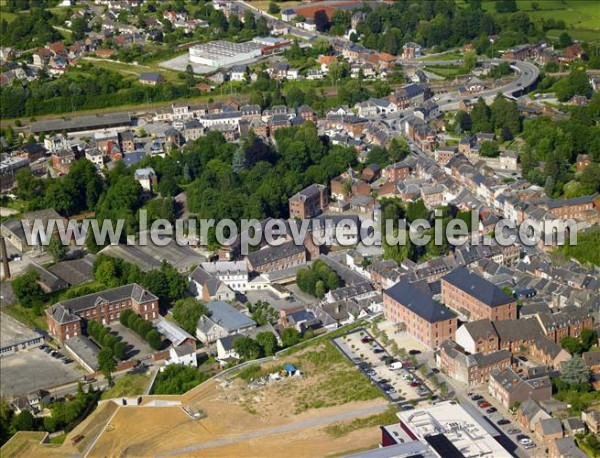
[389,361,403,370]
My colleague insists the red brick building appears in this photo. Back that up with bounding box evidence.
[545,195,599,223]
[46,284,159,343]
[441,267,517,321]
[383,161,411,182]
[535,308,595,344]
[288,183,328,219]
[384,281,457,349]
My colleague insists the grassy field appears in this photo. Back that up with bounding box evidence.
[100,373,152,400]
[419,51,464,61]
[478,0,600,42]
[3,303,49,331]
[324,407,399,438]
[83,57,184,84]
[424,65,469,78]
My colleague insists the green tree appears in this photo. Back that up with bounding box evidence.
[146,329,162,350]
[561,355,589,385]
[11,411,35,431]
[172,297,210,335]
[47,235,68,262]
[558,32,572,48]
[281,328,302,347]
[463,51,477,72]
[581,329,597,353]
[256,332,278,356]
[11,270,45,309]
[98,347,116,385]
[267,2,280,14]
[561,336,582,355]
[233,335,262,360]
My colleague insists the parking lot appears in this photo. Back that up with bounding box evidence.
[0,347,82,396]
[333,328,434,406]
[108,323,155,361]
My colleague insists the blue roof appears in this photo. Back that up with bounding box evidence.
[284,364,297,372]
[384,281,457,323]
[123,151,147,168]
[206,300,256,332]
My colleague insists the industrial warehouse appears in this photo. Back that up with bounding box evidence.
[188,37,291,68]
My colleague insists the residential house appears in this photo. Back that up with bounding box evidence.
[535,418,564,449]
[402,42,422,59]
[230,65,248,82]
[549,437,588,458]
[51,149,76,175]
[134,167,157,192]
[530,335,572,370]
[188,266,235,302]
[583,350,600,390]
[139,73,164,85]
[195,300,256,344]
[436,340,511,387]
[582,409,600,434]
[455,319,500,354]
[488,366,552,409]
[516,398,551,433]
[200,261,248,293]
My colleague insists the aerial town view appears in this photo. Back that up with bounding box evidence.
[1,0,600,457]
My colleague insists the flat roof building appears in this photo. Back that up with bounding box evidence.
[189,40,263,67]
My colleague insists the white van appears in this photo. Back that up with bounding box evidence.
[389,361,403,370]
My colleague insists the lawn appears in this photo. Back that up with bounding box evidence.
[424,65,469,78]
[82,58,183,84]
[3,303,49,331]
[100,373,152,400]
[419,51,464,61]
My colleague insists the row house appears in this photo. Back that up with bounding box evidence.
[488,366,552,409]
[534,308,595,344]
[384,281,458,349]
[390,83,429,109]
[46,284,158,342]
[530,335,572,370]
[436,340,511,387]
[456,317,543,354]
[383,161,411,182]
[245,238,319,274]
[544,194,600,224]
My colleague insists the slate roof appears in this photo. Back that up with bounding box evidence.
[384,281,457,323]
[552,437,588,458]
[189,266,221,296]
[533,335,565,359]
[246,239,305,267]
[205,300,256,332]
[539,417,563,435]
[461,319,497,341]
[493,318,543,343]
[443,266,514,307]
[47,284,157,323]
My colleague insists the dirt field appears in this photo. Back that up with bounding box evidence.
[9,343,390,457]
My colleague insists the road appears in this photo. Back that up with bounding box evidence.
[398,57,540,111]
[157,403,389,456]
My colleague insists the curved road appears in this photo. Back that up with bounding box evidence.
[399,58,540,111]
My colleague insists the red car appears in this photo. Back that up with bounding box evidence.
[478,401,491,409]
[410,381,422,387]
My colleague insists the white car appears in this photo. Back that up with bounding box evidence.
[519,438,533,446]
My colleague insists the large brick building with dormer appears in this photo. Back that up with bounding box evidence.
[46,284,159,342]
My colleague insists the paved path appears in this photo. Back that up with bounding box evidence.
[157,403,388,456]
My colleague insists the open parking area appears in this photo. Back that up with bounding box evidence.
[0,347,82,397]
[333,328,433,406]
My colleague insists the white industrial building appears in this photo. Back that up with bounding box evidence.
[189,40,263,67]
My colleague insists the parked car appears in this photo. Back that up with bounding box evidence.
[366,370,376,377]
[361,336,373,343]
[517,435,532,445]
[471,395,483,401]
[478,401,491,409]
[389,361,403,370]
[508,429,520,435]
[410,381,423,387]
[431,368,440,374]
[373,348,384,354]
[385,387,396,394]
[486,407,497,414]
[497,419,510,426]
[401,405,414,411]
[408,349,421,355]
[352,357,362,363]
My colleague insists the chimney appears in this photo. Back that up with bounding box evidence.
[0,236,10,280]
